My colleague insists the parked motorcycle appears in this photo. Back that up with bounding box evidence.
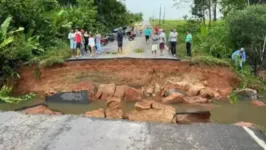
[108,33,116,42]
[101,38,108,46]
[128,31,136,41]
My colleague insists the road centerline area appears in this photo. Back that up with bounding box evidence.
[243,127,266,150]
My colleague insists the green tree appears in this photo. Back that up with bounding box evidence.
[220,0,247,16]
[227,5,266,74]
[94,0,130,30]
[250,0,266,4]
[212,0,217,21]
[57,0,77,6]
[0,0,45,32]
[0,0,61,47]
[197,21,232,58]
[0,16,24,84]
[66,0,97,30]
[191,0,208,25]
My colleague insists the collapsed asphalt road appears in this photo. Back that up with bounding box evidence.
[0,112,265,150]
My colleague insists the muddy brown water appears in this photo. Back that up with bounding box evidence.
[0,98,266,128]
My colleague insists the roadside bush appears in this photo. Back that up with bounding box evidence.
[26,38,70,67]
[39,57,65,68]
[195,21,232,58]
[235,65,266,93]
[0,85,35,104]
[43,39,71,58]
[190,55,231,67]
[226,5,266,74]
[133,48,144,53]
[0,16,25,85]
[185,19,201,34]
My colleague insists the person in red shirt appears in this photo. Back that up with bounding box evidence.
[154,25,159,34]
[75,29,82,58]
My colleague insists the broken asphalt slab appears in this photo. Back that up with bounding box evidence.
[0,111,265,150]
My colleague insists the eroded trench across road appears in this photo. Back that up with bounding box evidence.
[0,58,266,150]
[0,58,261,126]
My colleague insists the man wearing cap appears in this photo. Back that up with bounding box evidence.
[232,48,246,69]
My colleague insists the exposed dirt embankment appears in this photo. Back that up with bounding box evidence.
[15,59,240,99]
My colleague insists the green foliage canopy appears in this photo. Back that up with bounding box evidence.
[226,5,266,73]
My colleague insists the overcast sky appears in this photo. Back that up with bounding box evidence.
[124,0,193,20]
[124,0,222,20]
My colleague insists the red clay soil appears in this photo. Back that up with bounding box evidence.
[15,59,240,97]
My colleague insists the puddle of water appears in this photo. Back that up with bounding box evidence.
[173,102,266,127]
[0,98,266,127]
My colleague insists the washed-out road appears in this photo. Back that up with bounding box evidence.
[0,111,265,150]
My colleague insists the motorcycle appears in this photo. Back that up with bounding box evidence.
[101,38,108,46]
[128,31,136,41]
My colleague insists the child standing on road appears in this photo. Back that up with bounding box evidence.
[151,32,160,57]
[144,27,151,43]
[88,34,95,57]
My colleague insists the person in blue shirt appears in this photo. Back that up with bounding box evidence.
[232,48,246,69]
[144,27,151,43]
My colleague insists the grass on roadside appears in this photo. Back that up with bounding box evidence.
[106,51,118,55]
[27,39,71,68]
[133,48,144,53]
[0,85,35,104]
[189,55,231,67]
[236,65,266,93]
[39,56,65,68]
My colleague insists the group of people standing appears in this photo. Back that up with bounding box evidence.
[145,26,192,57]
[68,26,194,58]
[68,29,102,58]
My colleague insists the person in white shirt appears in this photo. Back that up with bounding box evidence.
[159,29,166,56]
[88,34,95,57]
[151,32,160,57]
[169,29,178,56]
[68,29,76,57]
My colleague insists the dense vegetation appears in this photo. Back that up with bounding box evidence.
[152,1,266,93]
[0,0,143,103]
